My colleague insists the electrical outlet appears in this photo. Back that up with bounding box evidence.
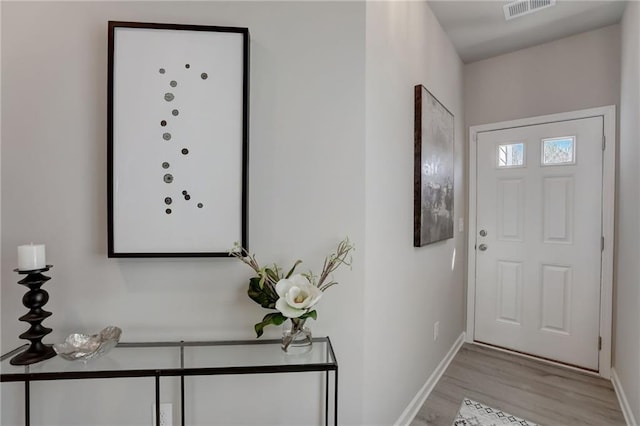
[458,217,464,233]
[434,321,439,341]
[152,403,173,426]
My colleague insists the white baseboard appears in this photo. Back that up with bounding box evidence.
[612,368,638,426]
[394,331,466,426]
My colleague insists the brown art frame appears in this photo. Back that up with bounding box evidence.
[414,85,454,247]
[107,21,249,257]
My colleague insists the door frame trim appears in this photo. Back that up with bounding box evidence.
[466,106,616,378]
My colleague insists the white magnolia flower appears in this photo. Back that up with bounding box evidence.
[275,274,322,318]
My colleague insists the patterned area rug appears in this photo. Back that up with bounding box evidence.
[453,398,538,426]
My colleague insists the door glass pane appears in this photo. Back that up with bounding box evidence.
[542,137,575,165]
[497,143,524,168]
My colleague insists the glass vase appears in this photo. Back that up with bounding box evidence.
[281,318,312,354]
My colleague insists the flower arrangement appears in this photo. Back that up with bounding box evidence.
[230,238,354,341]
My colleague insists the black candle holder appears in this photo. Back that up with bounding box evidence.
[11,265,56,365]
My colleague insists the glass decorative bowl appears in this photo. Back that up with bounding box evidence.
[54,326,122,362]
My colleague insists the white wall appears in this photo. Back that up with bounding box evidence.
[0,2,3,421]
[615,1,640,423]
[465,24,621,127]
[364,2,465,424]
[3,1,470,424]
[1,2,366,425]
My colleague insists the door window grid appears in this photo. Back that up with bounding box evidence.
[542,136,576,165]
[497,143,525,168]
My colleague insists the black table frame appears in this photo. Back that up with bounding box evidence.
[1,337,339,426]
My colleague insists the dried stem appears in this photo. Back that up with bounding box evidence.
[229,244,279,290]
[230,238,354,293]
[316,238,354,291]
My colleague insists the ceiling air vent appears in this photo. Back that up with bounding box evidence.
[504,0,556,21]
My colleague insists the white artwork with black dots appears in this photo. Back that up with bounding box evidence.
[112,27,245,253]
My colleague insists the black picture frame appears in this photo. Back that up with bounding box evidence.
[107,21,249,257]
[414,85,454,247]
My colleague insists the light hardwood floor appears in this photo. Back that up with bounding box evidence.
[411,343,625,426]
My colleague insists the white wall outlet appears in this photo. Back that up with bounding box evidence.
[433,321,439,341]
[458,217,464,233]
[152,403,173,426]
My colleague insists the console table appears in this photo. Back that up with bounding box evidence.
[1,337,338,426]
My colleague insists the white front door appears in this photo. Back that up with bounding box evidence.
[474,116,603,370]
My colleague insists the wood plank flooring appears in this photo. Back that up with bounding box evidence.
[410,343,625,426]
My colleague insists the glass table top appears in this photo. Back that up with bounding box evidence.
[1,338,337,381]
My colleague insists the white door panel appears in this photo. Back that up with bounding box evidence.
[475,117,603,370]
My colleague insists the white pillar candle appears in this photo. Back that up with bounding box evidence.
[18,244,46,271]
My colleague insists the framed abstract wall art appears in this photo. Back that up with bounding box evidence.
[414,85,454,247]
[107,21,249,257]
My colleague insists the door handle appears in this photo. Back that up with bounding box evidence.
[478,244,488,251]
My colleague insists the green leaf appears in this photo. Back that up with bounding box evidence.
[299,310,318,321]
[254,312,287,337]
[285,260,303,278]
[248,277,277,309]
[265,268,280,283]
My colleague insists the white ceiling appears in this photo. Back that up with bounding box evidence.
[428,0,628,63]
